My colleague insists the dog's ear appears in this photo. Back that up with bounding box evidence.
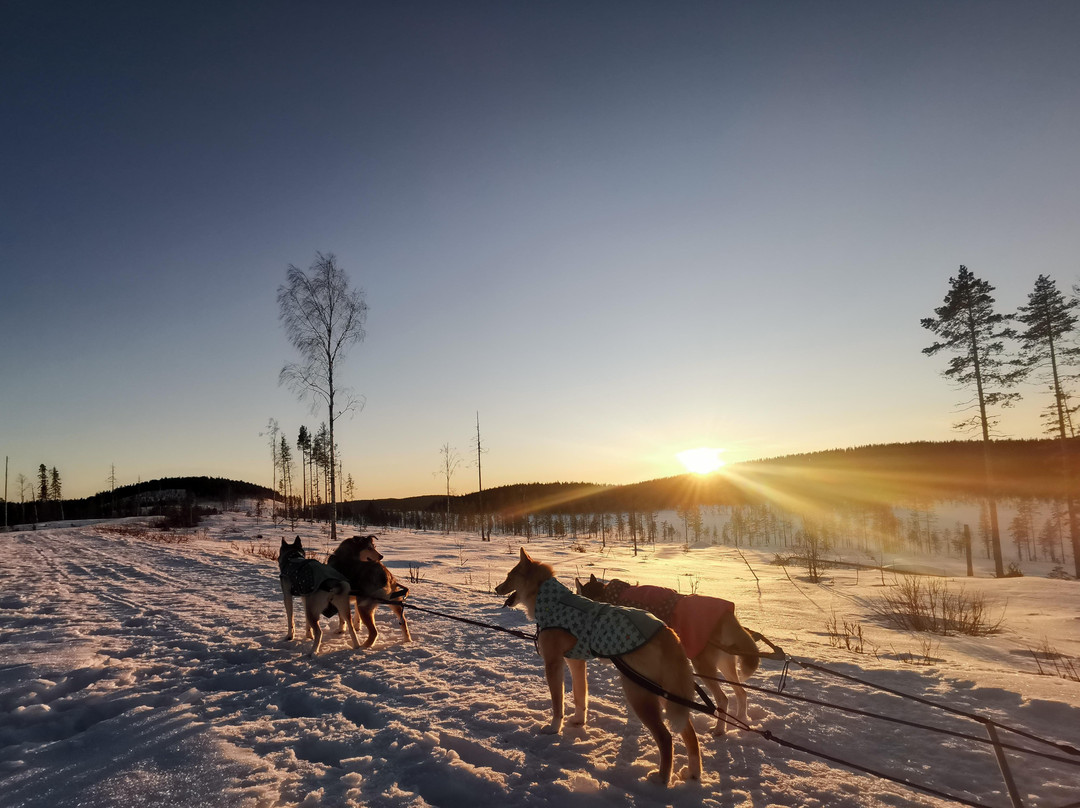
[280,537,289,549]
[519,547,532,562]
[589,574,598,583]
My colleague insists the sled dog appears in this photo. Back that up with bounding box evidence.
[577,574,759,735]
[327,535,412,648]
[278,536,360,656]
[495,548,702,786]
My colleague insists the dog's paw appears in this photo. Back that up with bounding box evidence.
[645,770,670,787]
[710,724,727,737]
[678,765,701,782]
[567,713,587,726]
[539,722,562,735]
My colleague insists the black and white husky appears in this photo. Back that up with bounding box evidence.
[278,536,360,656]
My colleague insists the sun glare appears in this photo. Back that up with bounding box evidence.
[677,447,725,474]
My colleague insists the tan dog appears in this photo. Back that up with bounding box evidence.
[495,548,702,786]
[327,534,412,648]
[577,574,758,735]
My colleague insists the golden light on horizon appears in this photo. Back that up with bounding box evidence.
[676,447,726,475]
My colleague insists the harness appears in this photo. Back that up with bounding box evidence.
[534,578,664,660]
[281,555,347,596]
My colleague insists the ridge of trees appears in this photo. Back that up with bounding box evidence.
[352,438,1080,523]
[8,439,1072,527]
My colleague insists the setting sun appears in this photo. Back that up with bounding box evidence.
[676,447,726,474]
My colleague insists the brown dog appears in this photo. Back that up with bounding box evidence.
[495,548,702,786]
[327,535,412,648]
[577,574,758,735]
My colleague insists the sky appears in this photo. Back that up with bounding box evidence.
[3,1,1079,502]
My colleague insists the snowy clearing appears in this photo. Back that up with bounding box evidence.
[2,513,1079,807]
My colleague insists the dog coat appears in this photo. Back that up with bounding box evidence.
[281,556,347,596]
[603,580,734,659]
[534,578,664,659]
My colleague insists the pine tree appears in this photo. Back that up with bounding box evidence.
[922,265,1023,576]
[1016,274,1080,577]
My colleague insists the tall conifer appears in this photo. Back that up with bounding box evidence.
[922,265,1023,576]
[1017,274,1080,576]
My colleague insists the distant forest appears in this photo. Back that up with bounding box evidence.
[5,476,275,525]
[355,438,1077,522]
[5,439,1074,528]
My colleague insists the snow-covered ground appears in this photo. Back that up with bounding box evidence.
[2,513,1078,807]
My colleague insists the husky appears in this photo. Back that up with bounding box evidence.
[577,574,759,735]
[495,548,702,786]
[278,536,360,656]
[327,534,412,648]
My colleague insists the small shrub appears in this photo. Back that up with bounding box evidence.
[1048,565,1073,580]
[871,576,1005,636]
[1001,562,1024,578]
[1028,639,1080,682]
[825,614,870,654]
[143,532,191,545]
[407,563,426,583]
[235,540,278,561]
[896,637,939,666]
[678,575,700,596]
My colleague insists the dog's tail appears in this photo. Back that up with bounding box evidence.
[727,618,760,681]
[320,579,351,618]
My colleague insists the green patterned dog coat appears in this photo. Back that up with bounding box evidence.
[281,556,348,596]
[534,578,664,659]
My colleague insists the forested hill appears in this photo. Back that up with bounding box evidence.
[17,441,1073,527]
[362,439,1079,519]
[103,476,276,502]
[35,477,275,523]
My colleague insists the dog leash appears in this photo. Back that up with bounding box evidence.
[608,655,1000,808]
[373,596,537,643]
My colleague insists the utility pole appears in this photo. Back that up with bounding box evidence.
[4,456,8,530]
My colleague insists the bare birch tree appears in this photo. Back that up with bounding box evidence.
[436,443,461,535]
[261,418,280,523]
[278,252,367,544]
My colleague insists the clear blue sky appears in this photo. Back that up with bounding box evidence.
[3,1,1078,501]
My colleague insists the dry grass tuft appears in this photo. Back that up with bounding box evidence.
[871,576,1005,636]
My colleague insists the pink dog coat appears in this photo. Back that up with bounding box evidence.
[602,580,734,659]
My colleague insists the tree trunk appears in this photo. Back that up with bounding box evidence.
[328,385,338,545]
